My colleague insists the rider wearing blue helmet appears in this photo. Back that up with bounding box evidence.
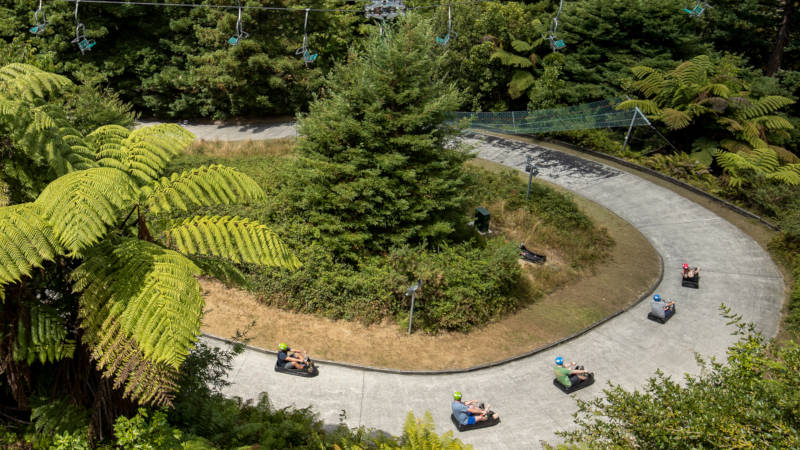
[650,294,675,320]
[554,356,589,388]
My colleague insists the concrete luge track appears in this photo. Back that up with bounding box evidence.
[186,123,783,448]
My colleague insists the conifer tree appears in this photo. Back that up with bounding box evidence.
[291,14,470,259]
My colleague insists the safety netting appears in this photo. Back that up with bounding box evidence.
[449,99,651,135]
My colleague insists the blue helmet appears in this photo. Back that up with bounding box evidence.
[555,356,563,365]
[653,294,661,302]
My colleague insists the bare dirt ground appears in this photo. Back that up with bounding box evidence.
[200,161,660,370]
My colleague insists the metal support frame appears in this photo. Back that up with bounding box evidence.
[622,106,680,154]
[525,154,537,201]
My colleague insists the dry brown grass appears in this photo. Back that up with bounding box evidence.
[185,138,296,159]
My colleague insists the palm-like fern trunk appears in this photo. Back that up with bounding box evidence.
[766,0,795,76]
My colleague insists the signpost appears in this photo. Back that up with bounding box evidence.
[405,279,422,335]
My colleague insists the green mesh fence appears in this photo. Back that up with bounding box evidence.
[449,99,650,135]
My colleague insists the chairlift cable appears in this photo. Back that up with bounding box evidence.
[52,0,467,14]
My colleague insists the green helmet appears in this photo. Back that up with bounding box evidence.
[278,342,288,351]
[453,391,462,400]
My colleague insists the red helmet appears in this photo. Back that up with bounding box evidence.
[682,263,689,269]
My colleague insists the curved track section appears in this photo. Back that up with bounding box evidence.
[194,126,782,448]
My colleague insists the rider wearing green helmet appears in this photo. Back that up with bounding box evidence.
[277,342,308,370]
[451,391,494,426]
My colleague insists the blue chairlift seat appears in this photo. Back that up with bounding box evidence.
[29,25,42,34]
[77,38,95,52]
[303,49,318,64]
[553,39,566,49]
[228,36,240,45]
[683,4,705,16]
[436,33,450,45]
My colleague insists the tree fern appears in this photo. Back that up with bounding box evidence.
[163,216,301,270]
[35,168,137,255]
[0,203,62,288]
[141,164,265,214]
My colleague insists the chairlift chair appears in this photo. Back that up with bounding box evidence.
[436,4,452,45]
[683,2,710,16]
[548,35,566,51]
[30,0,47,35]
[228,2,249,45]
[71,2,95,54]
[295,9,318,65]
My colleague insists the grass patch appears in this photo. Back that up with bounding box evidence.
[167,140,615,334]
[185,138,295,159]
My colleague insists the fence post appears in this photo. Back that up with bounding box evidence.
[512,111,518,133]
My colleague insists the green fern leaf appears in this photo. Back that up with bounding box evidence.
[96,124,195,185]
[12,304,76,364]
[163,216,301,270]
[74,238,203,370]
[142,164,265,214]
[738,96,795,120]
[0,203,62,287]
[35,168,137,255]
[508,71,535,100]
[661,108,692,130]
[616,99,660,115]
[490,49,532,68]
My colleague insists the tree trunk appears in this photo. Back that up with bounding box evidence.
[766,0,795,76]
[0,283,31,410]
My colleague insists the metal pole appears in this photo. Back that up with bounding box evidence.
[407,290,416,334]
[525,154,534,201]
[621,107,638,154]
[406,280,422,335]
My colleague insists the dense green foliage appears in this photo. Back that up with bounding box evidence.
[559,310,800,448]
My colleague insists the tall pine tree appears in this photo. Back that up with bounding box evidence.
[292,14,470,259]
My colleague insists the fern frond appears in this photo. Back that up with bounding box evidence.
[674,57,709,86]
[0,64,72,101]
[163,216,301,270]
[705,83,730,98]
[751,115,794,131]
[73,238,203,370]
[750,147,780,173]
[141,164,265,214]
[508,71,535,99]
[97,124,195,185]
[766,166,800,185]
[738,96,795,120]
[30,398,88,437]
[630,66,657,79]
[661,108,692,130]
[0,203,62,287]
[616,99,660,115]
[510,39,533,53]
[490,49,532,68]
[715,148,758,172]
[80,318,179,406]
[12,304,76,364]
[35,168,137,255]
